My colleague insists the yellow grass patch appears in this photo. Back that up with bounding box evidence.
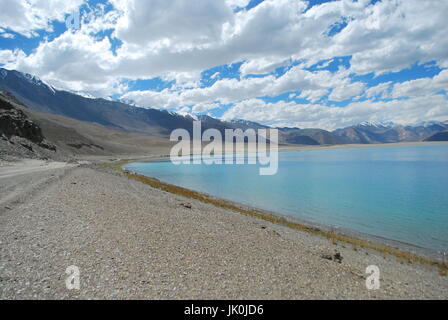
[102,161,448,275]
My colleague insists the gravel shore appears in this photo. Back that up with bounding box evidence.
[0,161,447,299]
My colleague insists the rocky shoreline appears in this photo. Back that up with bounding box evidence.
[1,160,447,299]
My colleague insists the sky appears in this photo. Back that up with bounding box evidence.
[0,0,447,130]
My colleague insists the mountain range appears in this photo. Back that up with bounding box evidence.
[1,67,447,155]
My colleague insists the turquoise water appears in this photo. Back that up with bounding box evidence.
[126,145,448,251]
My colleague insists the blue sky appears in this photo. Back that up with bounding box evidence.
[0,0,447,129]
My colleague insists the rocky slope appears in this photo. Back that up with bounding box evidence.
[0,90,175,160]
[0,92,57,160]
[425,131,448,141]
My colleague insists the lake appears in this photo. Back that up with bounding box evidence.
[125,144,448,252]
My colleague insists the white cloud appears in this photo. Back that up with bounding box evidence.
[0,0,84,37]
[240,57,290,75]
[299,89,329,102]
[392,70,448,98]
[122,89,183,110]
[11,32,121,96]
[329,81,365,101]
[225,0,251,9]
[334,0,448,74]
[8,0,448,81]
[0,29,15,39]
[2,0,447,126]
[111,0,233,47]
[163,71,201,89]
[0,49,26,66]
[365,81,392,99]
[210,72,221,80]
[192,102,222,113]
[223,94,448,130]
[121,65,365,108]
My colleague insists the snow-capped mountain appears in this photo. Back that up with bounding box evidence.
[358,121,395,128]
[334,121,448,144]
[0,67,272,138]
[414,120,447,128]
[1,67,447,145]
[229,119,269,129]
[12,69,57,95]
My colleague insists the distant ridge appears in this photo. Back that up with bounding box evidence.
[333,121,448,144]
[1,67,447,146]
[425,131,448,142]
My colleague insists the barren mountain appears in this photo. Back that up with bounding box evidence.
[1,68,447,149]
[0,68,343,146]
[425,131,448,141]
[333,121,448,144]
[0,91,174,160]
